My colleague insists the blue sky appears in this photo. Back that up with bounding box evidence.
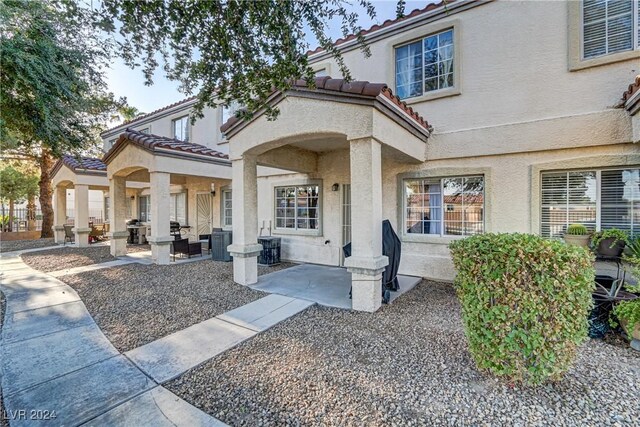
[105,1,425,114]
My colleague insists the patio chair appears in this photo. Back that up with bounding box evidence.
[63,224,75,245]
[199,234,211,254]
[170,238,202,261]
[89,224,104,244]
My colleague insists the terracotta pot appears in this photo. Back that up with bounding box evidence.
[564,234,590,248]
[596,237,625,258]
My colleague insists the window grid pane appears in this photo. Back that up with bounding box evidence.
[405,176,483,236]
[275,185,320,231]
[395,29,454,99]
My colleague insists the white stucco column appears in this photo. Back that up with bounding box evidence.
[148,171,172,265]
[227,155,262,285]
[344,137,388,312]
[53,186,67,244]
[108,176,128,256]
[73,184,91,247]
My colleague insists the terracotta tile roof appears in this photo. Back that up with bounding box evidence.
[220,76,431,134]
[104,129,229,163]
[307,0,457,56]
[101,96,198,135]
[622,75,640,103]
[59,155,106,171]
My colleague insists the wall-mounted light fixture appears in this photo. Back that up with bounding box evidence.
[331,183,339,192]
[210,183,216,196]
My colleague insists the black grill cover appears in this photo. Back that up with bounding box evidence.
[382,219,401,292]
[342,220,402,297]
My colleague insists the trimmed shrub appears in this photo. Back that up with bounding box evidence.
[449,233,595,385]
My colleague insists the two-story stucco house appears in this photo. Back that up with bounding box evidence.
[51,0,639,312]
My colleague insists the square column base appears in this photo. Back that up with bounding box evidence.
[74,228,91,248]
[346,255,389,313]
[109,231,128,257]
[53,226,66,244]
[228,244,263,285]
[149,236,173,265]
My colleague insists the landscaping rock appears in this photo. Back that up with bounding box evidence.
[167,280,640,427]
[0,238,54,253]
[58,260,291,352]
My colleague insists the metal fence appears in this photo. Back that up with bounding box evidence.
[0,208,105,232]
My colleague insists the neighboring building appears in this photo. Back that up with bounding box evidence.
[54,0,639,312]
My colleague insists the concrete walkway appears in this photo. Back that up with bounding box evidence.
[1,248,314,426]
[0,251,226,426]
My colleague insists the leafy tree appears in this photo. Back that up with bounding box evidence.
[114,104,145,123]
[0,166,37,232]
[0,0,120,237]
[96,0,385,122]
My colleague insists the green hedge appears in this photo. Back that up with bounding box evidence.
[449,233,595,385]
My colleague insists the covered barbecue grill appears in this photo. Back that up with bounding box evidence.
[343,219,402,304]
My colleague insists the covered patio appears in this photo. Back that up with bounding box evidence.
[51,156,111,247]
[104,129,232,264]
[222,77,432,312]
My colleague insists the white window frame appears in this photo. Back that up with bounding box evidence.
[581,0,640,60]
[138,195,151,223]
[394,28,455,100]
[540,167,640,237]
[169,192,187,225]
[221,188,232,229]
[172,115,190,142]
[272,182,322,236]
[402,175,485,238]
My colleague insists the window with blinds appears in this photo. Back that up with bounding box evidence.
[222,189,232,227]
[541,168,640,237]
[582,0,639,59]
[169,193,187,225]
[275,185,320,231]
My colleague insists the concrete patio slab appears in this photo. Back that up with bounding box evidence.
[2,324,118,395]
[218,294,315,332]
[2,300,94,344]
[125,317,256,383]
[251,264,422,309]
[3,284,81,314]
[84,386,227,427]
[5,355,155,427]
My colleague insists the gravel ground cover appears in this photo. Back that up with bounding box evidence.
[59,260,292,352]
[0,238,55,253]
[167,280,640,427]
[21,246,117,272]
[20,244,151,273]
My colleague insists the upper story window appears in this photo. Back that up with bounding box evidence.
[582,0,640,59]
[173,116,190,142]
[541,168,640,238]
[220,101,240,140]
[404,176,484,237]
[275,185,320,231]
[395,29,454,99]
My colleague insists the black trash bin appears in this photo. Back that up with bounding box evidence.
[258,236,281,265]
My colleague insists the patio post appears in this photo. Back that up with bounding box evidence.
[148,171,172,264]
[53,186,67,244]
[227,154,262,285]
[73,184,91,247]
[344,137,388,312]
[108,176,128,256]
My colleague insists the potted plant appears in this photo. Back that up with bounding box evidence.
[564,223,590,248]
[612,296,640,352]
[591,228,629,258]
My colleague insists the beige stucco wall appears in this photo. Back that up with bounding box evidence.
[102,104,229,154]
[310,0,637,134]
